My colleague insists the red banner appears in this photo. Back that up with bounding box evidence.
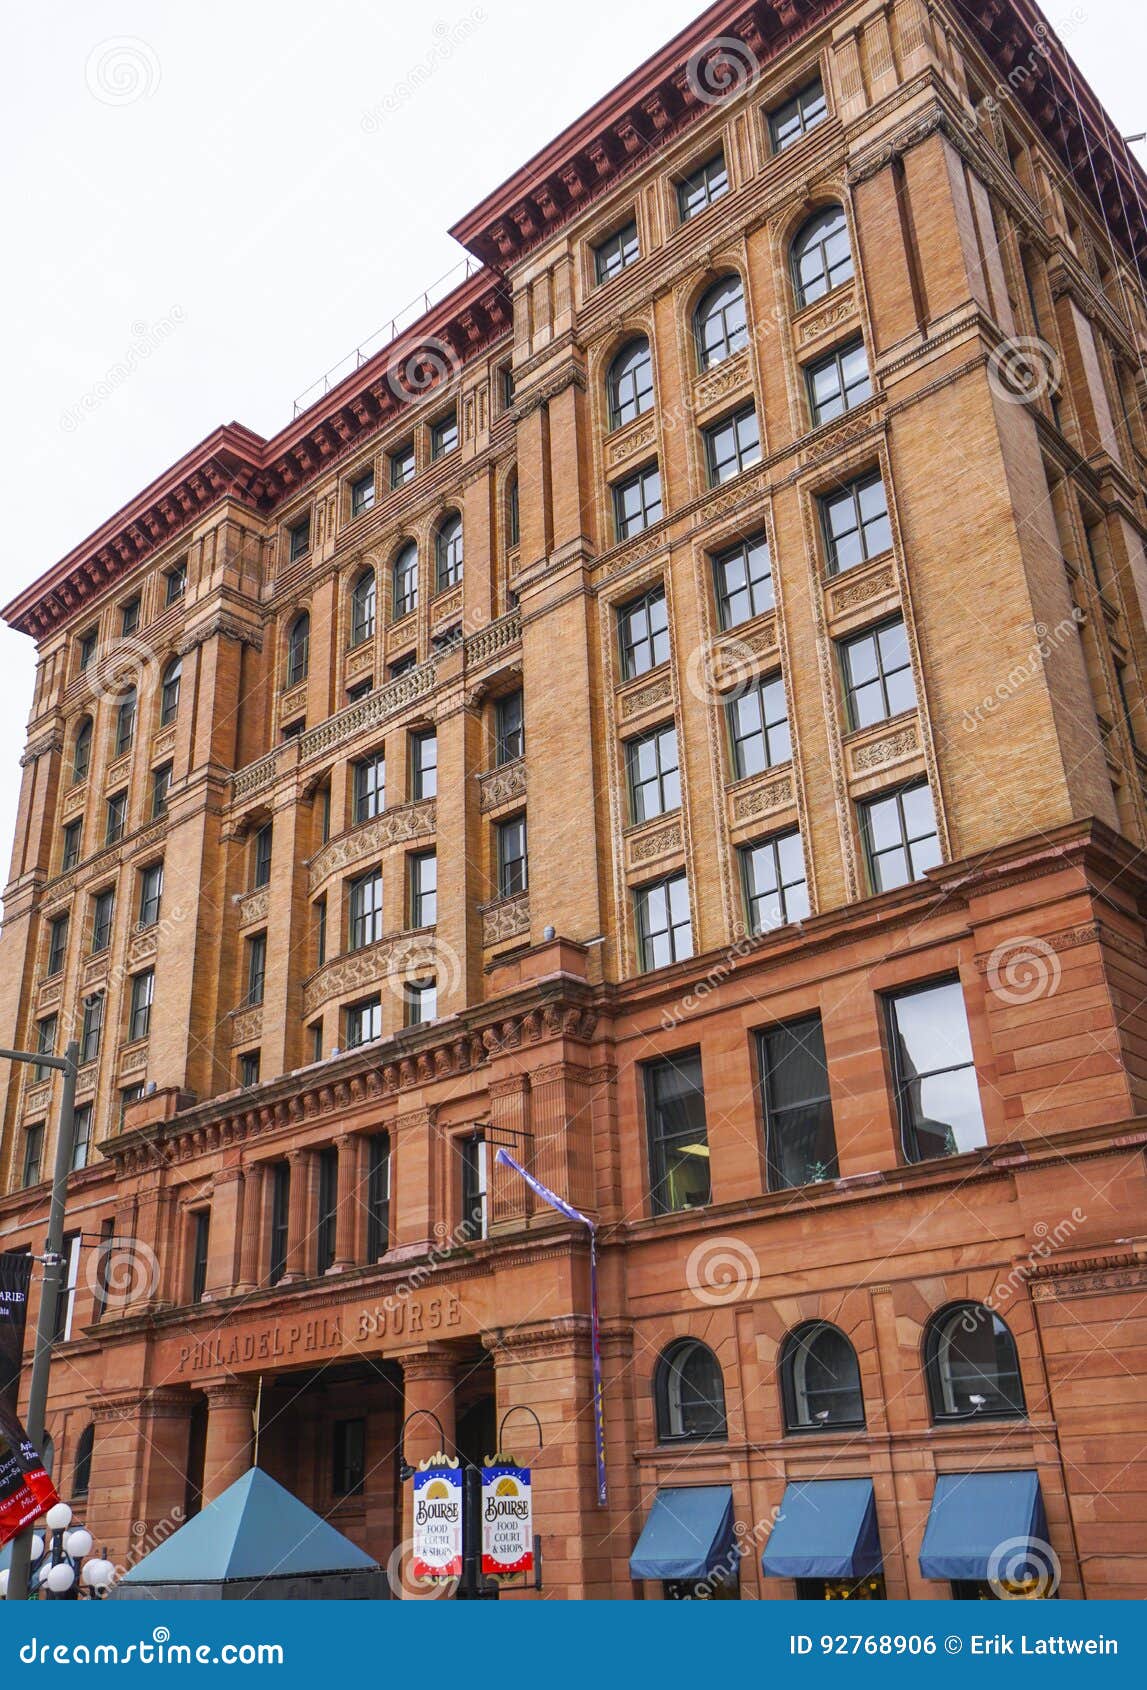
[0,1251,61,1546]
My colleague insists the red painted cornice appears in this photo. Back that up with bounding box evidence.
[450,0,837,268]
[3,267,510,640]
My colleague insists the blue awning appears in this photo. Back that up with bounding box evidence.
[629,1486,734,1581]
[919,1470,1048,1581]
[761,1478,882,1580]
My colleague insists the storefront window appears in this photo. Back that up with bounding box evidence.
[797,1575,886,1600]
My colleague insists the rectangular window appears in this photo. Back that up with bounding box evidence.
[886,979,987,1161]
[316,1147,338,1275]
[288,515,311,562]
[190,1211,210,1302]
[839,617,916,731]
[635,873,693,971]
[309,1021,324,1064]
[348,871,384,951]
[613,463,663,540]
[769,77,828,152]
[390,441,416,488]
[80,994,104,1064]
[404,977,438,1027]
[245,932,267,1005]
[626,724,680,823]
[152,763,173,819]
[460,1133,488,1240]
[645,1053,710,1215]
[392,545,419,618]
[120,598,140,638]
[740,831,809,932]
[618,585,669,680]
[431,413,458,459]
[71,1103,94,1173]
[366,1135,390,1260]
[677,151,728,222]
[78,629,98,671]
[165,561,187,605]
[1116,663,1140,747]
[119,1084,144,1128]
[820,472,892,575]
[253,824,273,889]
[409,852,437,928]
[269,1163,290,1285]
[704,404,761,486]
[806,339,872,425]
[22,1122,45,1187]
[129,969,154,1041]
[758,1016,838,1189]
[594,219,639,284]
[114,690,136,756]
[347,679,372,704]
[859,780,941,892]
[92,1217,116,1321]
[332,1418,366,1497]
[61,819,83,872]
[497,815,528,898]
[89,885,114,953]
[53,1234,81,1343]
[138,862,163,928]
[499,364,515,412]
[353,752,386,823]
[238,1050,261,1088]
[315,896,327,968]
[388,652,417,679]
[345,996,382,1048]
[47,914,69,978]
[495,691,524,765]
[105,791,128,845]
[727,673,792,778]
[410,730,437,799]
[350,470,375,518]
[34,1016,58,1081]
[714,534,773,629]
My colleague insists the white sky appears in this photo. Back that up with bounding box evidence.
[1,0,1143,867]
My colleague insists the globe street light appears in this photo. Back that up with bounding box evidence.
[0,1500,113,1601]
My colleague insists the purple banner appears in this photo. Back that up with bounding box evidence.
[494,1150,607,1506]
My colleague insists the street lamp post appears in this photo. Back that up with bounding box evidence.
[0,1037,79,1602]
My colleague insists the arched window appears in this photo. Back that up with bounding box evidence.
[694,275,748,371]
[435,514,464,592]
[73,1423,95,1497]
[606,337,654,430]
[350,569,376,648]
[286,612,310,687]
[655,1339,727,1442]
[791,206,854,309]
[392,544,419,619]
[42,1433,55,1477]
[159,657,182,727]
[72,718,93,785]
[781,1322,865,1431]
[925,1304,1026,1422]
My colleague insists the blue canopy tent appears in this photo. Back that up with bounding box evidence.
[110,1468,384,1601]
[919,1470,1050,1585]
[629,1486,735,1584]
[761,1478,883,1581]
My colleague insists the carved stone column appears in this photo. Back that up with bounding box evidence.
[280,1148,311,1283]
[234,1162,265,1293]
[331,1133,361,1271]
[201,1380,257,1503]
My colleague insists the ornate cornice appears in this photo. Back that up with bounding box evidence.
[176,610,264,656]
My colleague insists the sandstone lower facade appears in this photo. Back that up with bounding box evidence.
[4,818,1145,1599]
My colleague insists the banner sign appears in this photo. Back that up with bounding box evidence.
[0,1250,61,1546]
[495,1149,607,1506]
[412,1464,463,1579]
[481,1464,533,1576]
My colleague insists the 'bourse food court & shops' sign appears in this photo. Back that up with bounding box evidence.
[412,1459,534,1580]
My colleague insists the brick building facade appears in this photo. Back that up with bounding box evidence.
[2,0,1147,1599]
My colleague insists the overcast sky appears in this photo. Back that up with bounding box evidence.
[1,0,1142,870]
